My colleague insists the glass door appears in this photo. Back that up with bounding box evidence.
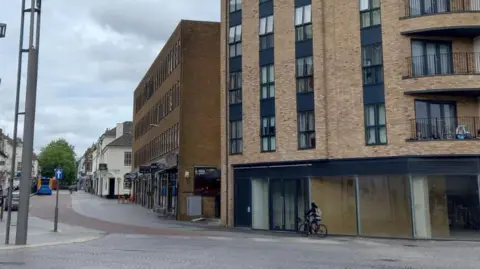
[269,179,308,231]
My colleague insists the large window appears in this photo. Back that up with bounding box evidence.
[414,100,457,140]
[362,43,383,85]
[261,116,276,152]
[229,72,242,105]
[359,0,381,28]
[229,25,242,58]
[229,0,242,13]
[409,0,449,16]
[260,65,275,99]
[294,4,312,42]
[229,120,243,154]
[124,152,132,166]
[364,103,387,145]
[411,40,452,77]
[296,56,314,93]
[259,15,274,50]
[298,111,315,149]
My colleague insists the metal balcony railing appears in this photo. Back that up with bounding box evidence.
[409,116,480,140]
[406,52,480,78]
[404,0,480,17]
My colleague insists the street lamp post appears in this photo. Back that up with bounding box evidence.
[14,0,43,246]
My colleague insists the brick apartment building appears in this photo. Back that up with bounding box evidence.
[221,0,480,240]
[132,20,221,221]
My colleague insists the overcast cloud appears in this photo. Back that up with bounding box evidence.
[0,0,220,157]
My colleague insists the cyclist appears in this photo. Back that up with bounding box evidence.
[306,202,322,233]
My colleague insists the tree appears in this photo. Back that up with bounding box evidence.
[38,139,76,185]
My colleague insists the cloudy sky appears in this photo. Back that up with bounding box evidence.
[0,0,219,157]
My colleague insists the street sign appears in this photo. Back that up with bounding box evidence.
[55,168,63,180]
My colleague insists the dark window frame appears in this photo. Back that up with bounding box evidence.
[296,56,314,93]
[364,103,388,145]
[229,25,242,58]
[359,0,381,29]
[294,4,312,42]
[362,43,384,86]
[259,15,274,50]
[229,120,243,155]
[260,64,275,99]
[410,39,453,77]
[229,0,242,13]
[298,110,316,150]
[260,116,276,152]
[229,72,242,105]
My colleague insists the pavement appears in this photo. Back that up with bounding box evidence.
[0,191,478,268]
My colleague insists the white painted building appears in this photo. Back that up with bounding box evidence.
[90,122,132,198]
[0,128,39,188]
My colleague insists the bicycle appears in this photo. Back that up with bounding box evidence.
[297,217,328,238]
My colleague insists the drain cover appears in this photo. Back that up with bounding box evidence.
[0,262,26,266]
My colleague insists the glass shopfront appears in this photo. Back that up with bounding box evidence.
[235,174,480,240]
[157,170,178,216]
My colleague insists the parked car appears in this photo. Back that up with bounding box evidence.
[4,186,20,211]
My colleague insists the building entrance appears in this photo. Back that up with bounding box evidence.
[269,179,308,231]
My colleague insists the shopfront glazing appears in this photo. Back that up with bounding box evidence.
[235,174,480,240]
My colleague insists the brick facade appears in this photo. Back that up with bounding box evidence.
[220,0,480,225]
[133,20,221,221]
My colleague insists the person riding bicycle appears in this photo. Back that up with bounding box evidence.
[306,202,322,228]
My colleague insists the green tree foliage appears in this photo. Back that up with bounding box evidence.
[38,139,76,185]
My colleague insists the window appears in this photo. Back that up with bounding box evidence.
[414,100,456,140]
[295,4,312,42]
[229,120,243,154]
[17,162,22,172]
[364,104,387,145]
[296,56,314,93]
[362,43,383,85]
[359,0,381,28]
[259,15,274,50]
[229,25,242,58]
[260,65,275,99]
[124,152,132,166]
[261,116,276,152]
[298,111,315,149]
[411,40,452,77]
[409,0,449,16]
[229,72,242,105]
[229,0,242,12]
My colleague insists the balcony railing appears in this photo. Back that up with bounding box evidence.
[406,52,480,78]
[409,116,480,141]
[404,0,480,17]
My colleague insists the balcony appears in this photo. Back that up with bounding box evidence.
[408,116,480,141]
[400,0,480,36]
[406,52,480,78]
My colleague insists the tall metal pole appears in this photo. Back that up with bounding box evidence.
[53,179,59,232]
[5,0,27,245]
[15,0,41,245]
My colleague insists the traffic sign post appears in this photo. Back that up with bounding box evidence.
[53,168,62,232]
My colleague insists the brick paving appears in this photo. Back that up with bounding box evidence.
[29,192,208,237]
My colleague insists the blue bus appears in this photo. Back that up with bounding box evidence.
[36,176,52,195]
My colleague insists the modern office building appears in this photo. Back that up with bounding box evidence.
[132,20,221,221]
[221,0,480,239]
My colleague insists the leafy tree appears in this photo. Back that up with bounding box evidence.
[38,139,76,185]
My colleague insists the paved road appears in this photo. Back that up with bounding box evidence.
[0,191,474,268]
[0,232,480,268]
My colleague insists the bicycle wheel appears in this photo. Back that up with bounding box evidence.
[316,224,328,238]
[298,223,310,237]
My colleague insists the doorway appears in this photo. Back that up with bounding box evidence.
[269,179,308,231]
[108,177,115,199]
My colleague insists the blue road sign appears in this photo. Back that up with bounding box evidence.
[55,168,63,180]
